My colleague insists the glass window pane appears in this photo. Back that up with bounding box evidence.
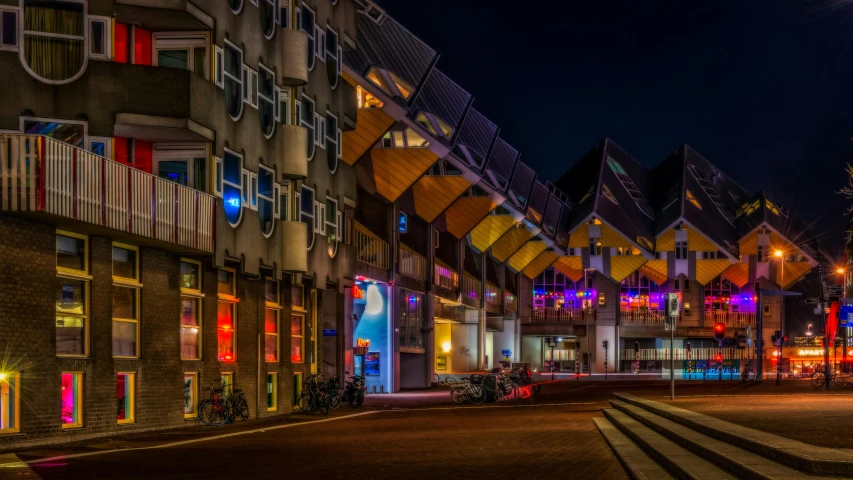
[112,286,137,320]
[183,374,196,416]
[193,47,206,76]
[56,315,85,355]
[291,336,302,363]
[218,270,234,296]
[112,320,137,357]
[0,373,17,432]
[180,309,200,360]
[180,261,199,290]
[265,308,278,333]
[117,374,132,422]
[291,285,303,308]
[2,12,17,47]
[61,373,80,426]
[217,301,235,361]
[158,160,190,186]
[264,279,278,304]
[158,49,188,69]
[57,235,85,271]
[56,277,86,315]
[112,246,136,280]
[90,20,104,54]
[291,313,302,336]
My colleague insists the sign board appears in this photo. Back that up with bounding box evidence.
[815,308,825,315]
[806,297,821,305]
[841,305,853,327]
[436,354,447,371]
[322,329,337,336]
[365,352,380,376]
[827,285,843,295]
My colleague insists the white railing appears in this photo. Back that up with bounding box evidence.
[434,258,458,290]
[526,307,595,324]
[462,273,480,304]
[619,309,667,323]
[707,310,757,325]
[398,243,426,281]
[622,348,757,361]
[353,220,389,269]
[0,134,215,252]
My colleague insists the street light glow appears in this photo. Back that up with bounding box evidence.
[774,249,783,258]
[837,267,846,274]
[0,373,7,382]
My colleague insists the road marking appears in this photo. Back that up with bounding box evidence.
[26,411,381,466]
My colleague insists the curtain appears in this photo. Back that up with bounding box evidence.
[24,6,84,81]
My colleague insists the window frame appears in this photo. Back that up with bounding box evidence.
[249,171,259,211]
[0,7,18,52]
[258,63,277,138]
[298,94,316,160]
[180,258,203,361]
[56,230,90,358]
[86,136,111,159]
[258,164,276,237]
[214,156,223,197]
[261,0,277,39]
[116,372,135,424]
[266,372,278,411]
[153,143,208,190]
[264,277,281,363]
[214,45,224,88]
[152,32,209,80]
[217,268,238,362]
[325,196,339,258]
[298,4,316,71]
[183,372,198,419]
[223,40,245,120]
[325,110,338,173]
[0,371,20,434]
[301,184,316,250]
[60,372,84,429]
[223,149,244,227]
[88,15,110,60]
[291,312,305,363]
[20,0,88,85]
[112,243,141,359]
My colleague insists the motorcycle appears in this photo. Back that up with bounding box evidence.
[341,371,366,408]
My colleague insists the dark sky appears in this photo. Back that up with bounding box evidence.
[376,0,853,258]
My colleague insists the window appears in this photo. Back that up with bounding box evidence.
[356,85,383,109]
[299,4,316,70]
[258,165,276,237]
[601,184,618,204]
[112,244,140,358]
[183,373,198,419]
[217,268,237,362]
[326,197,339,257]
[687,163,723,206]
[220,373,234,401]
[683,302,691,315]
[415,112,452,139]
[250,172,258,210]
[261,0,277,38]
[675,241,688,260]
[22,0,85,83]
[277,87,291,124]
[257,65,277,137]
[180,259,202,360]
[153,33,208,79]
[117,373,134,424]
[598,292,606,307]
[266,373,278,411]
[291,313,304,362]
[0,8,18,51]
[398,291,423,349]
[223,150,243,226]
[589,237,602,256]
[265,278,280,362]
[686,189,702,210]
[299,95,316,159]
[325,25,340,88]
[88,17,110,60]
[301,185,315,250]
[229,0,243,13]
[325,111,338,172]
[674,279,680,291]
[684,280,691,292]
[61,372,83,428]
[87,137,110,159]
[214,45,224,87]
[224,41,244,120]
[605,156,654,220]
[757,245,768,262]
[56,231,89,357]
[0,372,19,434]
[155,144,207,189]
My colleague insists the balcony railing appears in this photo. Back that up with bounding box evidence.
[619,309,668,323]
[706,310,757,325]
[461,272,480,307]
[523,307,596,325]
[622,348,756,362]
[0,134,215,252]
[353,220,389,270]
[398,243,426,281]
[434,258,458,290]
[485,282,501,314]
[504,291,518,312]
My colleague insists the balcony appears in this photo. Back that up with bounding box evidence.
[622,348,756,362]
[619,309,668,324]
[525,307,596,325]
[0,135,215,252]
[398,243,427,282]
[434,258,459,302]
[461,272,480,309]
[485,282,502,314]
[353,221,389,270]
[706,310,756,326]
[504,291,518,313]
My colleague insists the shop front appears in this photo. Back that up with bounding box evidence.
[352,280,392,394]
[765,347,851,378]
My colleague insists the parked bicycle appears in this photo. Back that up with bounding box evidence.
[295,374,330,415]
[449,372,519,404]
[434,374,461,386]
[226,382,249,422]
[198,381,229,426]
[740,368,757,382]
[326,376,342,409]
[811,368,853,388]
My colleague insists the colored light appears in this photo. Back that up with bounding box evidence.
[0,373,6,382]
[441,341,451,353]
[774,250,783,258]
[227,197,240,207]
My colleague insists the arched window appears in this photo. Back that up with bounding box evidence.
[258,165,275,237]
[260,0,275,39]
[228,0,242,14]
[325,25,340,89]
[325,111,338,173]
[258,64,275,138]
[299,94,315,160]
[223,41,243,120]
[300,185,315,250]
[223,150,243,227]
[21,0,87,84]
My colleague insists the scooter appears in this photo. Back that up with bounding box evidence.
[341,371,365,408]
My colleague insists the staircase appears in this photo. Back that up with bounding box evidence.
[596,392,853,479]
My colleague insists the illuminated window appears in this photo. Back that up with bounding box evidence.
[183,373,198,419]
[601,184,618,204]
[117,373,134,424]
[398,291,424,349]
[356,85,383,108]
[265,278,280,362]
[765,199,780,216]
[218,268,237,362]
[686,190,702,210]
[683,302,691,315]
[223,149,243,226]
[61,372,83,428]
[220,373,233,400]
[267,373,278,411]
[415,112,453,139]
[365,66,413,100]
[112,243,140,358]
[56,231,89,357]
[326,197,340,257]
[22,0,85,83]
[598,292,606,307]
[291,313,304,362]
[577,184,595,205]
[180,259,203,360]
[0,372,19,434]
[589,237,602,256]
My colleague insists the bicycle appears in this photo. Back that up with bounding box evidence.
[740,368,757,382]
[226,383,249,422]
[198,381,229,426]
[434,374,461,386]
[811,370,853,388]
[295,374,330,415]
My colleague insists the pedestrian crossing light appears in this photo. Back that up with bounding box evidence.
[713,322,725,343]
[715,353,722,362]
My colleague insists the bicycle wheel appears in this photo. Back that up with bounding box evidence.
[503,381,519,401]
[450,387,464,404]
[198,401,228,426]
[836,373,853,388]
[747,370,756,382]
[297,393,315,413]
[811,372,826,388]
[469,385,487,404]
[234,395,249,421]
[328,391,342,409]
[434,373,441,385]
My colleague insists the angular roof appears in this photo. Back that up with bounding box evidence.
[407,69,473,143]
[452,108,498,170]
[737,191,817,258]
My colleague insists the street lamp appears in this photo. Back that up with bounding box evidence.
[544,336,559,381]
[774,249,785,287]
[806,323,813,338]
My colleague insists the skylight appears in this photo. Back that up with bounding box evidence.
[687,163,723,206]
[605,156,654,219]
[686,190,702,210]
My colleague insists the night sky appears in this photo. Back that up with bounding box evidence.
[377,0,853,258]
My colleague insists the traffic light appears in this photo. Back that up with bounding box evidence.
[634,341,640,353]
[715,353,722,362]
[782,335,788,346]
[713,322,725,343]
[602,340,608,349]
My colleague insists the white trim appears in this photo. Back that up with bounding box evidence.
[214,156,223,197]
[325,196,339,258]
[20,116,88,146]
[214,45,224,88]
[300,184,316,250]
[258,165,276,237]
[258,63,276,138]
[19,0,89,85]
[152,32,209,80]
[249,68,259,108]
[229,0,244,14]
[250,171,258,210]
[299,3,316,71]
[153,143,209,189]
[86,136,111,159]
[261,0,276,39]
[88,16,111,60]
[241,169,250,207]
[299,94,316,160]
[223,40,245,120]
[273,183,281,219]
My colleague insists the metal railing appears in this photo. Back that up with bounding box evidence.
[353,220,389,269]
[504,291,518,312]
[485,282,501,306]
[434,258,458,290]
[524,307,596,325]
[706,310,757,325]
[0,134,215,252]
[461,272,480,304]
[622,348,757,361]
[619,309,668,323]
[398,243,426,281]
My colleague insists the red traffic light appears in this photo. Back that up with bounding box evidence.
[714,323,725,333]
[715,354,722,362]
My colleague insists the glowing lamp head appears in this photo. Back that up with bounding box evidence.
[774,250,783,258]
[714,323,724,334]
[441,341,452,353]
[838,268,846,275]
[715,354,722,362]
[0,373,7,382]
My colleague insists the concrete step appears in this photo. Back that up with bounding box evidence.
[602,407,737,480]
[614,392,853,477]
[594,416,676,480]
[609,400,839,480]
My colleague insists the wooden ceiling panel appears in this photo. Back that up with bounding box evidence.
[471,214,517,253]
[610,256,648,283]
[444,197,497,239]
[553,256,584,282]
[523,250,559,279]
[372,148,439,201]
[695,259,735,286]
[508,241,548,272]
[491,227,533,263]
[342,109,395,165]
[412,176,471,223]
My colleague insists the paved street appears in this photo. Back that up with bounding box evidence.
[9,379,853,479]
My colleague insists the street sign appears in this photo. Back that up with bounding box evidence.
[828,285,843,295]
[815,308,825,315]
[806,297,821,304]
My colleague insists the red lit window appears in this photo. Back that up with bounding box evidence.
[217,301,235,361]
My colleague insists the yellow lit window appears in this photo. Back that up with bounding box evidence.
[0,372,20,434]
[181,259,203,360]
[686,190,702,210]
[61,372,83,428]
[217,268,238,362]
[56,231,90,357]
[267,373,278,412]
[387,71,412,99]
[183,373,198,419]
[113,243,140,358]
[356,85,383,109]
[221,373,233,401]
[291,313,304,363]
[765,199,779,215]
[117,373,134,424]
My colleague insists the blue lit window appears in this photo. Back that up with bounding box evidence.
[398,211,407,233]
[223,150,243,227]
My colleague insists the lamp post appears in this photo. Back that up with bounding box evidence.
[837,268,847,372]
[544,336,559,381]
